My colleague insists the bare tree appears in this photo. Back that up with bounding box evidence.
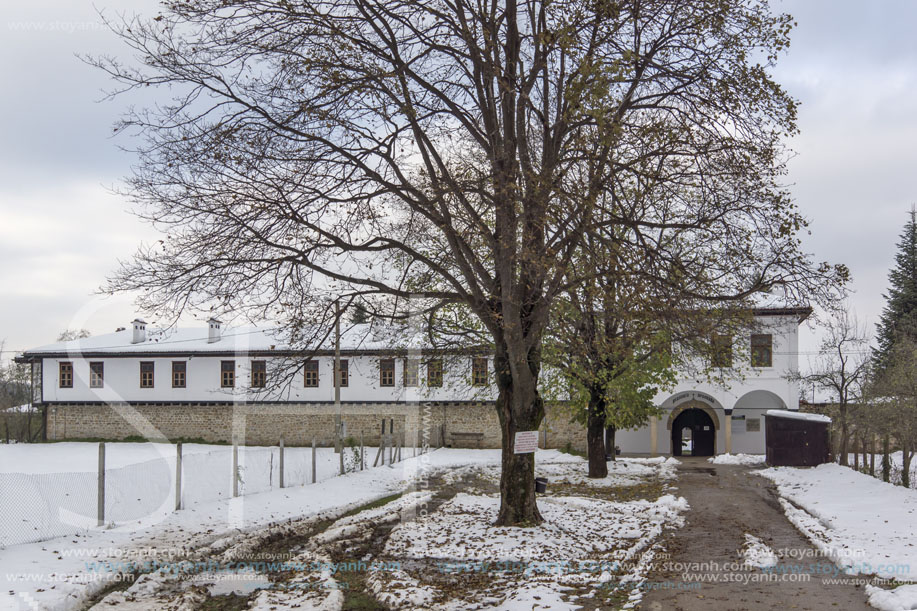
[94,0,846,524]
[796,307,869,466]
[871,338,917,487]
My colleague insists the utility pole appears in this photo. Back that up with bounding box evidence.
[334,300,342,454]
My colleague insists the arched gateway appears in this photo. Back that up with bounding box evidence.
[670,407,717,457]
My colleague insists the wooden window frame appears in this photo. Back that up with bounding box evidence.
[304,360,319,387]
[403,358,419,387]
[471,356,488,387]
[59,361,73,389]
[337,359,349,387]
[89,362,104,389]
[140,361,155,388]
[710,334,733,368]
[251,360,267,388]
[751,334,773,368]
[221,360,235,388]
[427,358,443,388]
[379,358,395,387]
[172,361,186,388]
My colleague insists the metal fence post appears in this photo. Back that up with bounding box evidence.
[360,430,364,471]
[279,436,285,489]
[232,442,239,498]
[175,442,182,511]
[97,442,105,527]
[311,437,316,484]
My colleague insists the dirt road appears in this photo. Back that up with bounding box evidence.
[638,458,873,611]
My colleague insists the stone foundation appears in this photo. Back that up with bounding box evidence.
[45,402,587,450]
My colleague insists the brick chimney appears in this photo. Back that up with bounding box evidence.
[131,319,147,344]
[208,318,222,343]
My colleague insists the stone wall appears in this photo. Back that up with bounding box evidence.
[45,401,586,449]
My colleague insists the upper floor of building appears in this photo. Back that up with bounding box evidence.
[18,308,809,407]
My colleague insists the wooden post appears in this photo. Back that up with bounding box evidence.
[279,436,285,489]
[360,431,365,471]
[232,443,239,497]
[334,300,342,454]
[312,437,317,484]
[175,442,182,511]
[339,437,345,475]
[97,442,105,527]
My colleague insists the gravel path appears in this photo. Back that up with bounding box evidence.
[638,457,873,611]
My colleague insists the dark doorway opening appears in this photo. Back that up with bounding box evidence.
[671,408,716,456]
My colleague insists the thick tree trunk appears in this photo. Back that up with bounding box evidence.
[882,435,891,482]
[494,345,545,526]
[586,391,608,478]
[902,444,912,489]
[838,406,848,466]
[869,435,876,476]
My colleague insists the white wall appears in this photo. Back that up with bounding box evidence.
[40,354,498,403]
[652,315,799,411]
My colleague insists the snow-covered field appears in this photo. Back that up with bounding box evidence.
[0,448,679,611]
[0,441,384,547]
[372,491,687,610]
[759,463,917,610]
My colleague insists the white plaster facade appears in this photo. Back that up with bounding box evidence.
[615,309,807,456]
[21,308,807,454]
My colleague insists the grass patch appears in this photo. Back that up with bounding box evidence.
[558,442,587,459]
[339,492,404,519]
[198,593,251,610]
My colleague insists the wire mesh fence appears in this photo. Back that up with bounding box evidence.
[0,438,405,548]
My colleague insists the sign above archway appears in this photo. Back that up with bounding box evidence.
[671,391,716,406]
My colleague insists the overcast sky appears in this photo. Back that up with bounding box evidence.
[1,0,916,365]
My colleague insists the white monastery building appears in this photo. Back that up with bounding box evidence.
[17,308,809,455]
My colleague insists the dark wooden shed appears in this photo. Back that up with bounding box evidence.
[765,410,831,467]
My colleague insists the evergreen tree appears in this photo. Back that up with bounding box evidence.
[875,208,917,370]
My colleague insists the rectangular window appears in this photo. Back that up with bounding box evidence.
[59,362,73,388]
[140,361,154,388]
[221,360,235,388]
[89,362,104,388]
[427,359,443,388]
[403,358,419,387]
[379,358,395,387]
[304,360,319,387]
[472,357,488,386]
[251,360,267,388]
[337,359,349,387]
[751,334,773,368]
[172,361,186,388]
[711,334,733,368]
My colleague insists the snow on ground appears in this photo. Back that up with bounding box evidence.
[0,442,385,547]
[866,584,917,611]
[840,452,917,490]
[368,458,687,610]
[741,534,778,568]
[0,448,597,611]
[708,453,766,466]
[759,463,917,582]
[507,455,678,489]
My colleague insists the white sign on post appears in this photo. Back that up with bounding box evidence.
[513,430,539,454]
